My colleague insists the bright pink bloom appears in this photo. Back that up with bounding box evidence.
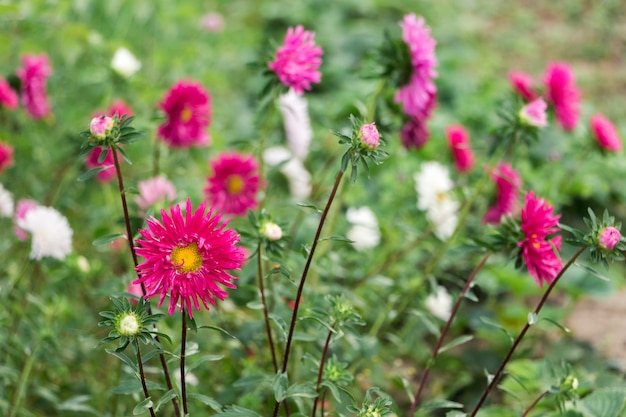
[400,118,429,149]
[157,80,211,148]
[483,163,522,224]
[16,54,52,119]
[394,14,437,119]
[446,124,474,173]
[544,62,581,131]
[519,98,548,128]
[590,113,622,152]
[204,152,261,217]
[268,25,323,94]
[0,77,18,109]
[599,226,620,251]
[14,199,39,240]
[0,141,14,175]
[518,192,563,287]
[133,198,246,318]
[85,147,116,183]
[508,71,537,101]
[89,115,115,139]
[135,176,177,211]
[359,122,380,149]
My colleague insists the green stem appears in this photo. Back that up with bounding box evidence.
[135,342,157,417]
[181,311,188,415]
[272,169,344,417]
[8,343,40,417]
[258,243,278,372]
[469,246,586,416]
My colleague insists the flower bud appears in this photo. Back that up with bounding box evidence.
[261,221,283,241]
[90,115,115,140]
[598,226,620,250]
[519,98,548,128]
[117,312,140,336]
[358,122,380,149]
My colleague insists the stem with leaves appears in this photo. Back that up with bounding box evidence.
[469,246,586,416]
[135,342,157,417]
[311,329,334,417]
[258,243,279,372]
[521,391,548,417]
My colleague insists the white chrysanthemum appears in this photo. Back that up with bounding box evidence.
[414,162,459,240]
[346,206,381,250]
[111,47,141,78]
[426,196,459,240]
[278,88,312,160]
[263,146,312,201]
[425,286,452,321]
[0,183,13,217]
[17,206,73,260]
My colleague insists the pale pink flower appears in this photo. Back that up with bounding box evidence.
[359,122,380,149]
[0,77,18,109]
[519,98,548,128]
[446,124,474,173]
[268,25,323,94]
[135,176,177,212]
[204,153,261,216]
[90,115,115,139]
[0,141,14,175]
[544,62,581,131]
[16,54,52,119]
[590,113,622,152]
[14,199,39,240]
[508,71,537,101]
[483,163,522,224]
[598,226,620,251]
[158,80,211,148]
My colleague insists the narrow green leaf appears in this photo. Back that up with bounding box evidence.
[419,399,464,411]
[153,390,177,412]
[132,397,153,415]
[105,349,138,372]
[92,233,125,246]
[77,166,111,182]
[197,325,238,340]
[273,372,289,402]
[439,335,473,353]
[187,393,222,411]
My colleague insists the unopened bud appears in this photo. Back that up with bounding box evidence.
[358,122,380,149]
[599,226,620,250]
[90,115,115,140]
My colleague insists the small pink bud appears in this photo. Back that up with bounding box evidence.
[599,226,620,250]
[359,122,380,149]
[261,221,283,241]
[90,115,115,139]
[519,98,548,128]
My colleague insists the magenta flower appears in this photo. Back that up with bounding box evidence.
[508,71,537,101]
[0,77,18,109]
[590,113,622,152]
[598,226,620,251]
[135,175,177,212]
[0,141,14,175]
[483,163,522,224]
[400,118,429,150]
[544,62,581,131]
[518,191,563,287]
[268,25,323,94]
[204,152,261,217]
[157,80,211,148]
[446,124,474,173]
[394,14,437,120]
[519,98,548,128]
[133,198,246,318]
[16,54,52,119]
[14,199,39,240]
[85,147,116,183]
[359,122,380,149]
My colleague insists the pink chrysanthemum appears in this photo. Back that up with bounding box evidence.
[135,175,177,211]
[85,147,116,183]
[0,141,14,175]
[518,191,563,287]
[590,113,622,152]
[483,163,522,224]
[394,14,437,119]
[519,98,548,128]
[508,71,537,101]
[598,226,620,251]
[0,76,18,110]
[359,122,380,149]
[133,198,246,318]
[268,25,323,94]
[14,199,39,240]
[157,80,211,148]
[544,62,581,131]
[446,124,474,173]
[400,118,430,150]
[16,54,52,119]
[204,152,261,217]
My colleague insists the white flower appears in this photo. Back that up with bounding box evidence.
[111,47,141,78]
[118,313,140,336]
[278,88,312,160]
[263,146,312,201]
[414,162,459,240]
[17,206,73,260]
[346,206,380,250]
[426,196,459,240]
[261,221,283,241]
[0,183,13,217]
[425,286,452,321]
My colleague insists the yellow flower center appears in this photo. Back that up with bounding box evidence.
[226,175,244,195]
[171,243,203,273]
[180,106,193,123]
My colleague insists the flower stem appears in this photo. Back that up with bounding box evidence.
[111,145,181,417]
[8,343,40,417]
[469,246,586,416]
[135,342,157,417]
[311,329,334,417]
[408,253,491,417]
[272,169,344,417]
[181,311,189,416]
[153,135,161,177]
[521,390,547,417]
[258,243,278,372]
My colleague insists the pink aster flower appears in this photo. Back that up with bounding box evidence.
[359,122,380,149]
[0,76,18,110]
[133,198,246,318]
[519,98,548,128]
[590,113,622,152]
[518,191,563,287]
[85,146,116,183]
[544,62,581,131]
[268,25,323,94]
[446,124,474,173]
[204,152,261,217]
[89,115,115,139]
[157,80,211,148]
[400,118,430,150]
[14,199,39,240]
[394,14,437,120]
[508,71,537,101]
[135,175,177,212]
[598,226,620,251]
[0,141,14,175]
[16,54,53,119]
[483,163,522,224]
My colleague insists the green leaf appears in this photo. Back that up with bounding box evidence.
[115,146,133,164]
[579,387,626,417]
[575,262,611,281]
[197,325,238,340]
[439,335,473,354]
[92,233,125,246]
[185,354,224,372]
[539,317,570,333]
[215,405,262,417]
[187,393,222,411]
[296,203,322,213]
[77,166,111,182]
[285,381,317,399]
[105,349,138,373]
[318,235,353,243]
[153,389,177,412]
[419,399,464,411]
[132,397,153,415]
[273,372,289,402]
